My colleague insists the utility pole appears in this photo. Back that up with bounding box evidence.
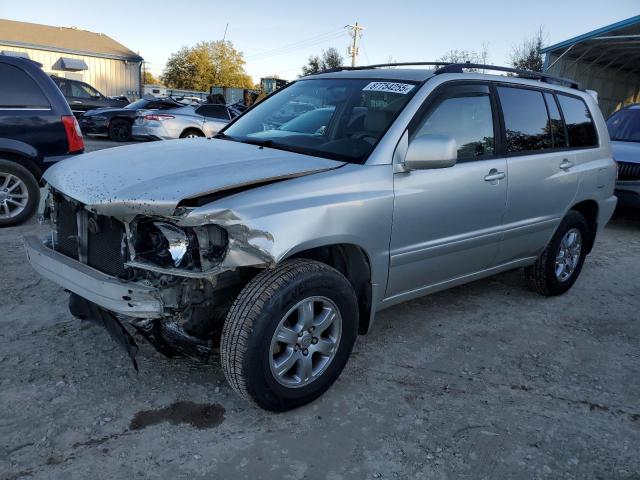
[346,22,365,67]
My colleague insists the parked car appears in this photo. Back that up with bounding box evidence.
[0,55,84,227]
[606,104,640,207]
[132,103,237,140]
[79,96,185,141]
[50,75,128,116]
[262,100,316,129]
[25,63,617,411]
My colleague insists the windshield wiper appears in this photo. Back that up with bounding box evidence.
[238,137,276,148]
[214,132,237,141]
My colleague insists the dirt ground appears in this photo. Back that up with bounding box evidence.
[1,144,639,478]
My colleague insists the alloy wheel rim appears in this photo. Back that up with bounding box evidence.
[269,296,342,388]
[555,228,582,282]
[0,173,28,219]
[113,122,129,140]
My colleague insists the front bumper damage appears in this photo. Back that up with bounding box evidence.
[24,235,163,318]
[24,235,215,368]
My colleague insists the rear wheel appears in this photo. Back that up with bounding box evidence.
[525,210,589,296]
[108,118,132,141]
[0,160,39,227]
[221,259,359,411]
[180,129,204,139]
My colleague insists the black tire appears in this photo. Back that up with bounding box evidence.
[180,129,205,139]
[525,210,589,296]
[108,119,132,142]
[221,259,359,411]
[0,159,39,227]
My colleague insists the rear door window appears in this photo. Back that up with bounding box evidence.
[196,105,230,120]
[556,94,598,148]
[497,86,552,153]
[0,63,49,108]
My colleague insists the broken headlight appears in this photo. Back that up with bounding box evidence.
[133,219,227,271]
[154,222,189,267]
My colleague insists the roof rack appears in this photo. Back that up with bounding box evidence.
[434,63,581,89]
[308,62,452,75]
[307,61,581,90]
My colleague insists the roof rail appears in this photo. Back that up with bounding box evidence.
[434,63,581,89]
[307,62,452,75]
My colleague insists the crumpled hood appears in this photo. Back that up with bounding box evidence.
[611,141,640,165]
[44,138,344,217]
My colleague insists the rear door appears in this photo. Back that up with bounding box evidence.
[495,86,580,263]
[0,62,67,161]
[197,105,231,136]
[387,83,508,297]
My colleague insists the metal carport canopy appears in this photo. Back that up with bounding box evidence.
[542,15,640,116]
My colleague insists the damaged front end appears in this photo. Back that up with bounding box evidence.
[27,187,275,369]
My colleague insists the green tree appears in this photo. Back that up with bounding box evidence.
[142,71,160,84]
[510,27,545,72]
[437,43,489,71]
[301,48,344,76]
[161,41,254,91]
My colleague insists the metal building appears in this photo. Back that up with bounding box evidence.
[542,15,640,117]
[0,18,143,99]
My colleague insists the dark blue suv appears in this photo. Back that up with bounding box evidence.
[0,55,84,226]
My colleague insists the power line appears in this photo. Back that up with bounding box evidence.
[246,28,347,61]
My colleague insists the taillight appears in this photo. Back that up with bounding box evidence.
[144,114,175,121]
[61,115,84,153]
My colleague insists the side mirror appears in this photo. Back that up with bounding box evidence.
[404,134,457,170]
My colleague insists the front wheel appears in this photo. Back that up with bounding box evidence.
[221,259,359,411]
[525,210,589,296]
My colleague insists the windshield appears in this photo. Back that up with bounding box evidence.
[125,99,152,110]
[607,108,640,142]
[221,78,419,163]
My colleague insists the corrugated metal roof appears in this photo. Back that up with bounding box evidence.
[541,15,640,53]
[0,18,143,61]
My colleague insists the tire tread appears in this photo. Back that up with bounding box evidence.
[220,259,349,406]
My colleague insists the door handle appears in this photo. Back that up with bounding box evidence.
[484,169,506,182]
[559,159,574,171]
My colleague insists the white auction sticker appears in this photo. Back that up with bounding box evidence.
[363,82,415,94]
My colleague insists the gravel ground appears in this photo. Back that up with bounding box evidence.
[1,144,639,478]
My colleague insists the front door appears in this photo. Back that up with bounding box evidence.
[387,83,508,298]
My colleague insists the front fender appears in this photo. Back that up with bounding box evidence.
[179,163,395,301]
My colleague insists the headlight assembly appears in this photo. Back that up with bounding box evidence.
[132,219,227,272]
[153,222,189,267]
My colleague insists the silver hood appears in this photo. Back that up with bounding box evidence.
[611,140,640,165]
[44,138,344,217]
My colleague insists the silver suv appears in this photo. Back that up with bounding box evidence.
[25,63,617,411]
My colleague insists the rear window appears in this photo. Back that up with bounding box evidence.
[557,94,598,148]
[498,86,553,153]
[0,63,50,108]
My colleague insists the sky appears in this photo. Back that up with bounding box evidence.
[1,0,638,84]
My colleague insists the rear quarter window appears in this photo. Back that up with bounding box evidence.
[556,94,598,148]
[0,63,50,108]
